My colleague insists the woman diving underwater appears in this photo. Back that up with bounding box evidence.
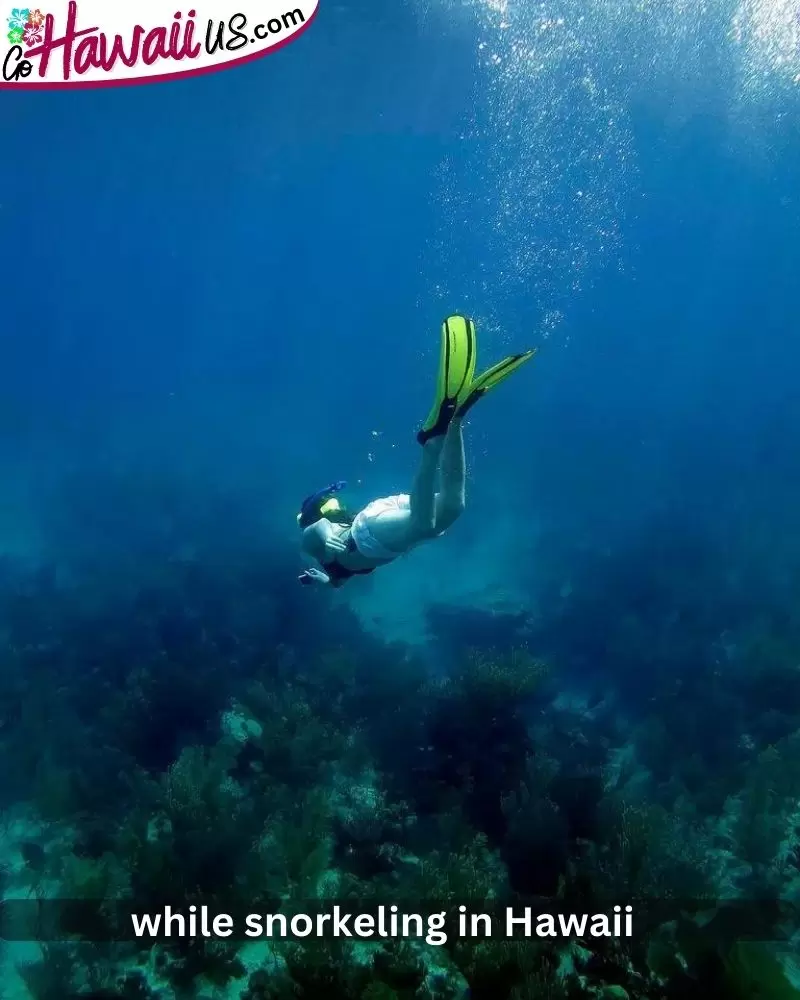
[297,315,536,587]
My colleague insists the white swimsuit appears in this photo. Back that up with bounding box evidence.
[349,494,412,561]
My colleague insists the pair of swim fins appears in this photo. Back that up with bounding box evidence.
[417,314,537,445]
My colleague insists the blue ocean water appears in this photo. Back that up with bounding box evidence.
[2,1,800,996]
[3,0,799,586]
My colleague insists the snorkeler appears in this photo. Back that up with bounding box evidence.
[297,315,536,587]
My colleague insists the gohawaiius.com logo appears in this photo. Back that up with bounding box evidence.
[1,0,318,89]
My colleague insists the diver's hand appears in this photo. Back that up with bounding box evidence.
[323,535,347,560]
[299,568,330,586]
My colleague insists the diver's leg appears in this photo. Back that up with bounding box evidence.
[408,436,445,535]
[355,439,445,555]
[434,416,465,531]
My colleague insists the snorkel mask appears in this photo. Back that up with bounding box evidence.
[296,480,348,528]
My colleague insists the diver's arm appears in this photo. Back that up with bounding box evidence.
[304,519,347,561]
[302,522,327,560]
[299,567,332,586]
[299,522,346,587]
[298,566,350,589]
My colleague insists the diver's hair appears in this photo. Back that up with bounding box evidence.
[298,499,353,530]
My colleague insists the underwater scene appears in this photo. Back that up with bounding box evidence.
[3,0,800,996]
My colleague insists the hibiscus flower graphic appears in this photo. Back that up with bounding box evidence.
[7,7,30,30]
[26,7,44,26]
[7,24,23,43]
[22,20,41,43]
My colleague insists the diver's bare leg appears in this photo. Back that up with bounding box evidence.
[435,417,465,531]
[409,437,445,535]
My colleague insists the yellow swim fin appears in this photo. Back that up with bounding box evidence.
[417,314,477,445]
[456,349,537,418]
